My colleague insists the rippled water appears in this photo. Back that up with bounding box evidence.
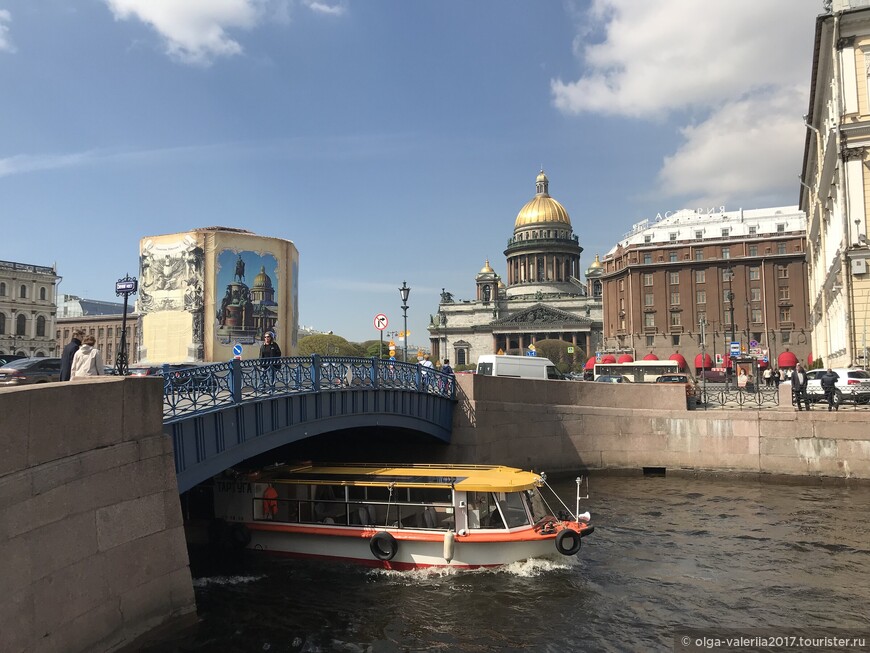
[145,475,870,652]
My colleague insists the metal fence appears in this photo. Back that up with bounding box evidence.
[161,356,456,423]
[695,381,870,411]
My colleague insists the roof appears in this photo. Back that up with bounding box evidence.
[254,463,543,493]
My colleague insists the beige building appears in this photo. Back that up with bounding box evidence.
[801,0,870,370]
[56,314,140,367]
[599,207,811,370]
[138,227,299,364]
[0,259,60,357]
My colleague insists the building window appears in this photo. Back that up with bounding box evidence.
[16,314,26,336]
[669,272,679,285]
[695,250,704,261]
[645,313,655,327]
[645,293,654,307]
[777,242,787,255]
[39,288,46,300]
[36,316,45,337]
[751,309,762,323]
[671,334,680,346]
[780,308,792,322]
[643,253,652,264]
[749,267,760,281]
[695,230,703,239]
[777,223,785,233]
[781,331,791,344]
[670,292,680,305]
[724,290,733,305]
[644,235,652,243]
[646,335,655,347]
[620,318,626,330]
[721,228,730,237]
[750,288,761,302]
[619,298,625,310]
[748,226,757,236]
[749,245,758,256]
[0,282,5,296]
[721,247,731,259]
[697,311,706,326]
[696,290,707,304]
[644,273,653,287]
[670,232,677,242]
[669,252,678,262]
[670,312,681,327]
[98,327,104,338]
[778,287,790,301]
[619,279,624,291]
[0,313,4,335]
[695,270,706,283]
[777,265,789,279]
[108,327,113,337]
[19,285,27,299]
[457,350,466,365]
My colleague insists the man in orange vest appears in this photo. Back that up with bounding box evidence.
[263,484,278,519]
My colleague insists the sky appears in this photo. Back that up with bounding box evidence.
[0,0,823,347]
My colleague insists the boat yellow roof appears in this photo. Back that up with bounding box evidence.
[254,463,543,493]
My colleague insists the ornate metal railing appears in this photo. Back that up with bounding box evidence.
[161,356,456,423]
[696,383,781,409]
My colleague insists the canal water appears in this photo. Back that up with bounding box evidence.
[146,474,870,652]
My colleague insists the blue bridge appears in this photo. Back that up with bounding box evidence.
[161,356,457,493]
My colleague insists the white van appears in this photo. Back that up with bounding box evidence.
[476,354,564,380]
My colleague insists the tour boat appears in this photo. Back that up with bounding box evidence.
[212,463,594,569]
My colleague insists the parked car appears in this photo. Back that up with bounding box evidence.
[0,354,27,367]
[0,357,62,386]
[655,373,697,399]
[128,365,162,376]
[805,368,870,405]
[595,375,632,383]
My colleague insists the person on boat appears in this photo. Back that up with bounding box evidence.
[263,484,278,519]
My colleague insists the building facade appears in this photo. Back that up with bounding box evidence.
[599,207,810,369]
[800,0,870,370]
[56,314,140,367]
[428,171,603,368]
[0,259,60,357]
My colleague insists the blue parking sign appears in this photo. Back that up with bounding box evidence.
[233,343,243,358]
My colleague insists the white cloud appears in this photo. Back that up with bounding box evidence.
[0,9,16,54]
[303,1,346,16]
[552,0,819,203]
[104,0,263,65]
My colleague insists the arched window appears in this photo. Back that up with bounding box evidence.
[39,287,46,300]
[0,282,5,296]
[16,314,26,336]
[0,313,5,335]
[35,351,45,358]
[19,285,27,299]
[36,316,46,337]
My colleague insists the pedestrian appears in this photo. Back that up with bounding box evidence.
[70,335,104,379]
[773,367,781,388]
[820,367,841,411]
[792,363,810,411]
[259,332,282,388]
[763,367,773,388]
[439,358,454,393]
[440,358,454,376]
[60,329,84,381]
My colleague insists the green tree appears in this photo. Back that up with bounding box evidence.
[298,334,363,357]
[532,338,582,367]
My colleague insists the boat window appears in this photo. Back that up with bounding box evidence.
[466,491,504,529]
[525,489,550,523]
[497,492,530,528]
[408,487,452,504]
[348,486,393,502]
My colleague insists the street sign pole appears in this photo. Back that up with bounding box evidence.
[114,274,138,376]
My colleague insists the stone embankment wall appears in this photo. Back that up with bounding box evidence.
[449,375,870,479]
[0,377,196,653]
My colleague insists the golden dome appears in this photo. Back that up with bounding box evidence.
[514,170,572,229]
[589,254,602,269]
[253,265,273,289]
[479,259,494,274]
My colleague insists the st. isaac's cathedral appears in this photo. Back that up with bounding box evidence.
[428,171,603,368]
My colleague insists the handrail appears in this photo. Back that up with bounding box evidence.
[161,356,456,423]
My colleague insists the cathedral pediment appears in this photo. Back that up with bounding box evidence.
[491,303,592,326]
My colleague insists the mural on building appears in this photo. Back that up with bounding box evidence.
[216,250,279,345]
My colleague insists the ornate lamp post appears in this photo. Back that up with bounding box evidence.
[725,265,736,389]
[115,275,138,375]
[399,281,411,362]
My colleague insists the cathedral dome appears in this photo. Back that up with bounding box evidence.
[514,170,572,229]
[252,266,273,289]
[479,259,494,274]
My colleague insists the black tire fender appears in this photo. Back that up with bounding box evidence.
[555,528,582,556]
[230,523,251,549]
[370,531,398,561]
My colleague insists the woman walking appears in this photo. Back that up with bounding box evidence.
[70,335,105,379]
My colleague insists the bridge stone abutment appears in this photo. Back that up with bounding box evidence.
[0,377,196,653]
[447,375,870,479]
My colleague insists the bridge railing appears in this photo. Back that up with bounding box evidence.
[160,356,456,423]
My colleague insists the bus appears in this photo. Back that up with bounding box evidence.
[593,360,680,383]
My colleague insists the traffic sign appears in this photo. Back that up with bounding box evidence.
[596,351,602,362]
[567,346,574,354]
[750,339,759,348]
[115,280,138,293]
[233,343,243,360]
[729,341,740,356]
[528,344,536,351]
[526,351,537,356]
[374,313,388,330]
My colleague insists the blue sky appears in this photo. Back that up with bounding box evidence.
[1,0,821,345]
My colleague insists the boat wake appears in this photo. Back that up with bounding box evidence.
[192,574,265,588]
[368,556,576,581]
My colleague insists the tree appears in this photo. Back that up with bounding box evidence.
[298,334,364,357]
[532,338,582,367]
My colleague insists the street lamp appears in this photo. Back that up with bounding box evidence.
[399,281,411,362]
[115,275,138,375]
[725,265,736,388]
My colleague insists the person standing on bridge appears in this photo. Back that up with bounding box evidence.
[259,332,282,389]
[70,335,104,379]
[60,329,84,381]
